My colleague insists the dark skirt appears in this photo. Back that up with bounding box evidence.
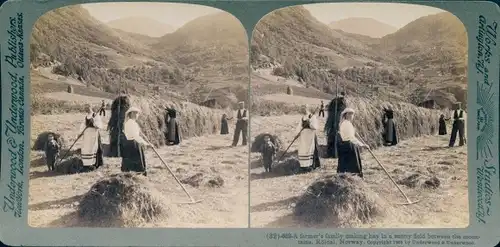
[221,119,229,135]
[120,137,147,175]
[337,140,363,177]
[438,119,447,135]
[166,118,181,145]
[95,133,104,168]
[383,119,398,146]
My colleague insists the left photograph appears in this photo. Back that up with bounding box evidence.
[28,3,249,228]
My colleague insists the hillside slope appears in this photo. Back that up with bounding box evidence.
[106,17,175,37]
[251,6,468,108]
[329,17,398,38]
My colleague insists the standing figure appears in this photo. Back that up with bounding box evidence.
[438,114,448,135]
[337,108,369,178]
[449,102,466,147]
[318,100,325,117]
[232,101,248,146]
[297,105,321,172]
[99,100,106,116]
[220,113,232,135]
[165,108,182,145]
[324,92,346,158]
[79,105,104,170]
[382,107,398,146]
[44,134,60,171]
[260,135,277,172]
[121,107,151,176]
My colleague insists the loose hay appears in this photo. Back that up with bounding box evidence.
[78,173,168,227]
[251,133,283,153]
[32,131,66,151]
[55,155,84,174]
[272,157,301,175]
[293,174,388,227]
[108,95,223,150]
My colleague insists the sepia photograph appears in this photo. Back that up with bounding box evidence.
[28,2,249,228]
[249,3,468,228]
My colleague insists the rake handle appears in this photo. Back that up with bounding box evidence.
[141,134,196,202]
[276,128,304,164]
[365,147,412,203]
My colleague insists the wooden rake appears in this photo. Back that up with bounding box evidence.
[357,135,420,205]
[141,133,203,204]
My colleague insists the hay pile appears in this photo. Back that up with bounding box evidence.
[78,173,168,227]
[251,133,283,153]
[327,96,442,148]
[32,131,66,151]
[67,85,74,93]
[181,173,225,188]
[55,155,84,174]
[293,174,388,227]
[287,86,293,95]
[272,157,301,175]
[108,95,223,149]
[397,173,441,189]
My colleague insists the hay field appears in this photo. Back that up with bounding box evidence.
[29,110,248,228]
[250,114,469,228]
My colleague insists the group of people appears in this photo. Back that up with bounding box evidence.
[256,92,467,178]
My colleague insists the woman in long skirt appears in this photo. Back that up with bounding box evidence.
[79,105,104,171]
[165,108,181,145]
[382,107,398,146]
[121,107,151,176]
[438,114,447,135]
[220,113,232,135]
[297,105,321,172]
[337,108,369,177]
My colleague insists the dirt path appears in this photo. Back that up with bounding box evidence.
[250,114,468,228]
[29,113,248,228]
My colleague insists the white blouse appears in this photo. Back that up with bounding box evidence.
[296,113,319,133]
[79,113,103,133]
[124,119,148,146]
[339,120,363,146]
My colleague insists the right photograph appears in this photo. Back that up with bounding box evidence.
[249,3,468,228]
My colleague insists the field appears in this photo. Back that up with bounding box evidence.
[249,114,468,228]
[29,110,248,228]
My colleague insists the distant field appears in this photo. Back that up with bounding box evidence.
[43,92,112,105]
[260,94,324,106]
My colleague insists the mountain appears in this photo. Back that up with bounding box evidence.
[152,12,248,73]
[30,5,188,96]
[250,6,468,108]
[378,12,468,105]
[30,5,249,108]
[329,17,398,38]
[106,17,175,37]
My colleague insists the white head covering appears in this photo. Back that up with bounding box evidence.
[125,107,141,117]
[340,108,355,119]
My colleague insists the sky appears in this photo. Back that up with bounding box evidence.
[304,3,446,28]
[82,3,221,28]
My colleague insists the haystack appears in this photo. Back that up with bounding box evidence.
[55,155,84,174]
[287,86,293,95]
[108,95,223,152]
[272,157,301,175]
[251,133,283,153]
[78,173,168,227]
[67,85,74,93]
[293,174,388,227]
[325,96,442,149]
[32,131,65,151]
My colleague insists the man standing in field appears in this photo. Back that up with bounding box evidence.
[318,100,325,117]
[99,100,106,117]
[449,102,466,147]
[232,101,248,147]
